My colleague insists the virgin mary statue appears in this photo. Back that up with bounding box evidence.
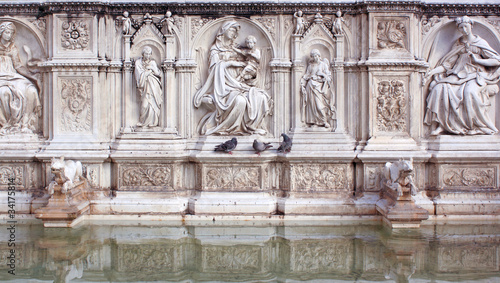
[193,21,272,136]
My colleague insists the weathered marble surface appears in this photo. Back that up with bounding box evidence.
[0,1,498,219]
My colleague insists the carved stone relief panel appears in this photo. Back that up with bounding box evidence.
[365,164,384,192]
[118,164,174,191]
[54,15,95,57]
[437,245,498,272]
[373,76,409,135]
[203,165,261,192]
[376,19,407,50]
[59,77,93,134]
[440,165,497,189]
[290,163,352,194]
[421,15,441,36]
[289,239,354,273]
[117,243,183,272]
[82,164,100,188]
[0,164,24,189]
[201,245,262,273]
[60,20,90,50]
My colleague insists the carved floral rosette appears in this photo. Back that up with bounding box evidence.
[61,20,90,50]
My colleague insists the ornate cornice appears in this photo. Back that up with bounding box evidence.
[1,2,499,17]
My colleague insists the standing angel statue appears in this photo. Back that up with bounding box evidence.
[300,49,336,129]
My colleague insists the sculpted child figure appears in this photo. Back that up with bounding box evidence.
[233,35,260,85]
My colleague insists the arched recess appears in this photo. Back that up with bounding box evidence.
[0,17,46,62]
[422,17,500,134]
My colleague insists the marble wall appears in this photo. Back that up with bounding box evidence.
[0,1,499,217]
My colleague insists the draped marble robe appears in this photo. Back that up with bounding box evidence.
[134,57,162,127]
[193,21,272,136]
[424,35,500,135]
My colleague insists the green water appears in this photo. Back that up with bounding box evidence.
[0,221,499,282]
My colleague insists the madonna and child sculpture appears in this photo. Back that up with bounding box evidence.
[424,16,500,136]
[134,46,162,128]
[193,21,273,136]
[0,21,41,135]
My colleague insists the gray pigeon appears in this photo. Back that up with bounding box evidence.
[214,137,237,154]
[253,139,273,156]
[277,133,292,153]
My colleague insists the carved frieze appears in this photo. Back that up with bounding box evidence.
[441,166,496,188]
[377,20,406,49]
[437,246,497,272]
[291,164,350,192]
[59,77,92,133]
[204,166,260,192]
[376,80,407,132]
[117,244,178,272]
[0,165,24,188]
[290,240,353,272]
[119,164,173,191]
[201,246,261,272]
[61,20,90,50]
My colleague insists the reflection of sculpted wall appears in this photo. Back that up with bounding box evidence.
[0,2,499,218]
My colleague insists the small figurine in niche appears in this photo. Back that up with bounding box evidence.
[121,11,132,35]
[233,35,261,85]
[160,11,175,35]
[134,46,162,128]
[293,10,305,35]
[300,49,335,128]
[332,10,345,35]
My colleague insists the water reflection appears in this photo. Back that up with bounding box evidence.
[0,222,498,282]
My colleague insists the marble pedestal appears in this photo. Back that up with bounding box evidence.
[376,187,429,228]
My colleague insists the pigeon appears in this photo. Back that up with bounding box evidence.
[277,133,292,153]
[253,139,273,156]
[214,137,237,154]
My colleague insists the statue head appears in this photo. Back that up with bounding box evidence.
[456,16,473,36]
[123,11,129,17]
[310,49,321,62]
[245,35,257,49]
[217,21,240,42]
[166,11,172,18]
[142,46,153,62]
[336,10,342,18]
[0,22,16,43]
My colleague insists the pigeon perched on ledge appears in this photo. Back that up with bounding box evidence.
[214,137,238,154]
[253,139,273,156]
[277,133,292,153]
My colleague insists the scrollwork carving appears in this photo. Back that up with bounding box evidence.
[291,240,353,272]
[0,165,23,186]
[117,244,177,272]
[61,20,90,50]
[191,17,214,40]
[201,246,261,272]
[292,164,348,192]
[376,80,407,132]
[256,17,275,39]
[205,166,260,191]
[442,167,495,187]
[60,78,92,133]
[120,164,173,190]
